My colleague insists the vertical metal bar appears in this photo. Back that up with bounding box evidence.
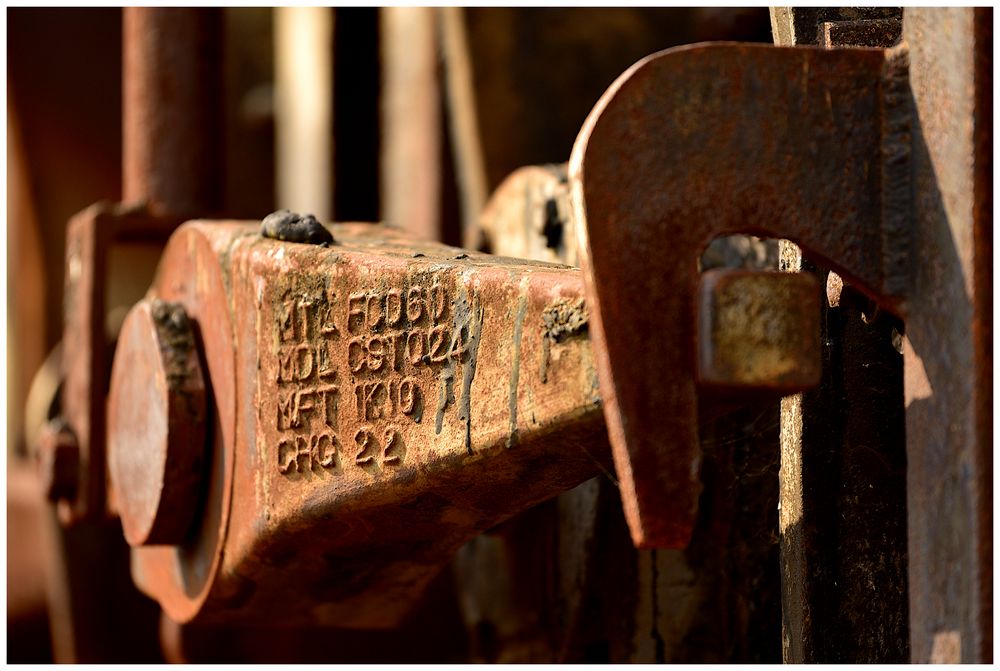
[771,7,909,663]
[439,7,488,250]
[7,93,48,458]
[123,7,223,216]
[274,7,333,220]
[380,7,441,240]
[903,8,992,663]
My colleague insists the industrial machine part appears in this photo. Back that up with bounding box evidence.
[99,213,824,627]
[29,6,990,663]
[571,42,909,549]
[105,220,612,627]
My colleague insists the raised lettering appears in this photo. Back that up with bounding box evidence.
[407,329,427,365]
[317,385,339,427]
[383,429,403,464]
[366,294,384,329]
[278,300,297,342]
[313,432,337,469]
[294,343,314,381]
[429,325,450,363]
[367,336,386,371]
[430,283,447,323]
[278,437,296,473]
[348,293,366,334]
[355,428,377,465]
[398,377,419,415]
[406,286,424,323]
[348,339,366,373]
[316,342,337,380]
[319,300,339,336]
[277,391,297,430]
[386,288,403,326]
[297,300,313,340]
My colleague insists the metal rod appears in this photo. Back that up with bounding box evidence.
[440,7,488,250]
[275,7,333,220]
[381,7,440,240]
[123,7,223,216]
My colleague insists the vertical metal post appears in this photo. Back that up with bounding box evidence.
[381,7,441,240]
[439,7,488,249]
[902,8,992,663]
[771,7,910,663]
[274,7,333,220]
[123,7,223,216]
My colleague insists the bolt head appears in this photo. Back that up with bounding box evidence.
[697,269,822,394]
[108,298,208,546]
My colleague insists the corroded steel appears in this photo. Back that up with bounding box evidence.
[772,11,910,664]
[117,221,609,627]
[903,8,992,663]
[570,43,911,548]
[123,7,223,216]
[61,203,182,523]
[697,270,821,393]
[108,299,208,546]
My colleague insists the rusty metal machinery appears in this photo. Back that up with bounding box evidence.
[18,6,991,664]
[107,220,610,627]
[98,214,821,628]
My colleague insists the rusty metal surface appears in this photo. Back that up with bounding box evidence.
[115,221,610,627]
[697,270,820,394]
[771,11,910,663]
[123,7,223,216]
[470,161,784,662]
[108,299,208,546]
[61,203,182,523]
[59,8,219,525]
[571,42,910,548]
[381,7,441,240]
[778,271,910,663]
[903,8,992,663]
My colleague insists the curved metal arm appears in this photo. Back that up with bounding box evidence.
[570,42,910,548]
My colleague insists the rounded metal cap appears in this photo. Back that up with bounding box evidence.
[108,298,208,546]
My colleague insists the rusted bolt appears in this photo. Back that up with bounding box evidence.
[108,298,208,546]
[697,269,822,393]
[37,419,80,503]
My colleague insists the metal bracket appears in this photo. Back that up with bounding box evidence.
[570,42,911,548]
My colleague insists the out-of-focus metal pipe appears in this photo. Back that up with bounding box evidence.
[123,8,224,217]
[439,7,488,250]
[275,7,333,220]
[381,7,441,240]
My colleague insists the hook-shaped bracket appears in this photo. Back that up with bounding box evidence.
[570,42,911,548]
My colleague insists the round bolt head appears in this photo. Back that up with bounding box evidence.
[37,420,79,503]
[108,298,208,546]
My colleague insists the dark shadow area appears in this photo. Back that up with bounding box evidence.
[168,565,469,662]
[332,8,380,222]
